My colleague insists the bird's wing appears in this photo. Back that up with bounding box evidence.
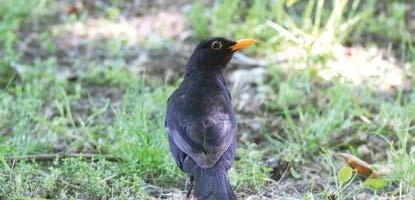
[166,112,235,169]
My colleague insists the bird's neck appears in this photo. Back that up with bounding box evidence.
[184,68,226,85]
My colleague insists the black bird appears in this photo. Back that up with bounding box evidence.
[165,37,256,199]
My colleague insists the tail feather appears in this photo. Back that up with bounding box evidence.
[193,167,235,200]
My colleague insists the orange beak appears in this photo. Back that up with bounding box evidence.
[229,38,256,51]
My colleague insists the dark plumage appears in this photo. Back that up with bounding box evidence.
[165,37,255,200]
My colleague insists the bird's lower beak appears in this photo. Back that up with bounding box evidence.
[229,38,256,51]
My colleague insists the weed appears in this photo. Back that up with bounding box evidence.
[230,143,271,193]
[112,83,184,186]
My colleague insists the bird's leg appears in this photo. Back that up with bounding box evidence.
[186,176,194,199]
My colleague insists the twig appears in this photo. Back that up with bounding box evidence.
[5,153,123,162]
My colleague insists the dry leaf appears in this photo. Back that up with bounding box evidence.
[68,5,81,15]
[370,167,390,178]
[67,2,84,15]
[336,152,373,175]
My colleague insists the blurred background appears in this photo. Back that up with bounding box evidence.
[0,0,414,199]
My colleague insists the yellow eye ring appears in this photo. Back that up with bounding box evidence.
[211,41,222,50]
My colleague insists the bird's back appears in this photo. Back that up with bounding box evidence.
[166,70,236,169]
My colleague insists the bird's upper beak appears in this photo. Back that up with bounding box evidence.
[229,38,256,51]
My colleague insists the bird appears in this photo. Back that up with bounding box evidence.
[165,37,256,199]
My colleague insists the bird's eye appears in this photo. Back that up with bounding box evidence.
[211,41,222,50]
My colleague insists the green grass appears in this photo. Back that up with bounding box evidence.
[230,143,271,193]
[0,158,149,199]
[267,72,415,198]
[0,0,414,199]
[112,84,184,186]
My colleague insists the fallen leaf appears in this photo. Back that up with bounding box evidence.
[68,3,83,15]
[336,153,373,175]
[370,167,390,178]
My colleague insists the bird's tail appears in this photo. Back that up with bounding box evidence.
[193,166,235,200]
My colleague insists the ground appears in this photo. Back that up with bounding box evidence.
[0,0,414,199]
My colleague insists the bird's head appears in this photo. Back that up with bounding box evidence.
[186,37,256,71]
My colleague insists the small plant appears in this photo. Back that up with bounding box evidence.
[112,83,183,186]
[230,142,271,192]
[322,150,359,199]
[335,165,357,197]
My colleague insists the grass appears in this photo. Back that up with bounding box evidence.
[0,0,414,199]
[112,84,183,186]
[230,142,271,193]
